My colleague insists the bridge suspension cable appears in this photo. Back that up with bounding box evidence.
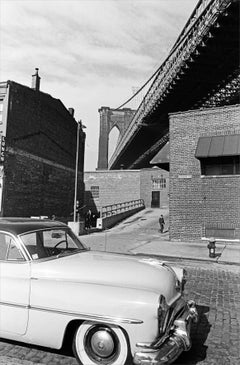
[116,0,230,111]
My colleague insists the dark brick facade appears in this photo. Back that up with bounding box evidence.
[169,104,240,241]
[0,80,85,218]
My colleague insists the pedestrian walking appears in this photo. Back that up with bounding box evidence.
[159,214,165,233]
[85,209,92,230]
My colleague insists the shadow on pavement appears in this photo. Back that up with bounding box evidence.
[175,305,211,364]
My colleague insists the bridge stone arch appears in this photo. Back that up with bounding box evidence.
[108,125,120,163]
[97,107,136,170]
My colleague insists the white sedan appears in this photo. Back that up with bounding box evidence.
[0,218,198,365]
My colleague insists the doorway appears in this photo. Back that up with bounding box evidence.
[151,191,160,208]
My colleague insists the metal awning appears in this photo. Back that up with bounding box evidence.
[150,142,169,164]
[195,134,240,158]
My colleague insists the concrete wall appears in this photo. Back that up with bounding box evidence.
[1,81,85,218]
[169,104,240,241]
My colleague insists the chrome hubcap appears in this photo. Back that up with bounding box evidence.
[91,330,115,357]
[84,326,119,363]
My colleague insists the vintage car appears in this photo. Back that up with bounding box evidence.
[0,218,198,365]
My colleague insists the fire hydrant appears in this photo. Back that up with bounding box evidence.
[207,237,216,258]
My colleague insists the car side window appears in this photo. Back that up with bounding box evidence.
[0,233,24,261]
[0,233,8,260]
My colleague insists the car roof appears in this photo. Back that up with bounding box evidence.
[0,218,67,235]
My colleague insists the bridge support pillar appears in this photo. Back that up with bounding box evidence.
[97,107,135,170]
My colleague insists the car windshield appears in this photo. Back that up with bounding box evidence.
[20,228,87,260]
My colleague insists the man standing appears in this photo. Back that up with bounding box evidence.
[85,209,92,230]
[159,214,165,233]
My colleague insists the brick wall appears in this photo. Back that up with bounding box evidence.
[84,168,169,214]
[140,168,169,208]
[7,82,84,168]
[1,81,85,218]
[169,104,240,241]
[84,170,141,213]
[3,149,84,218]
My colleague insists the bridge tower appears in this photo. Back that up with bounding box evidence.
[97,107,135,170]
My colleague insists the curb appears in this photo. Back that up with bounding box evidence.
[135,252,240,266]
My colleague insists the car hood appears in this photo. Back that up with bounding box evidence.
[31,250,180,304]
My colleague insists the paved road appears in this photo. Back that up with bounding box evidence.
[1,209,240,364]
[80,208,240,264]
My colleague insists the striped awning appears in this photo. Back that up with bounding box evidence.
[195,134,240,158]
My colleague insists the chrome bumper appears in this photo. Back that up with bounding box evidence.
[133,300,198,365]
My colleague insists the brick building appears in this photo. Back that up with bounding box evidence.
[169,104,240,242]
[0,70,85,218]
[84,168,169,214]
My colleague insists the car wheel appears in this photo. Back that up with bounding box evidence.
[73,321,129,365]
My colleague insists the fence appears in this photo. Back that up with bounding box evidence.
[97,199,145,230]
[101,199,144,218]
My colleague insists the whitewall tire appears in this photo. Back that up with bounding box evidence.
[73,321,129,365]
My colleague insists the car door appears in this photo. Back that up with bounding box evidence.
[0,231,30,335]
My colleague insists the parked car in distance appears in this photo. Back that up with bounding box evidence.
[0,218,198,365]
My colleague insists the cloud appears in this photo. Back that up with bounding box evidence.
[0,0,198,170]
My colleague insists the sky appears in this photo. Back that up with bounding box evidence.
[0,0,198,171]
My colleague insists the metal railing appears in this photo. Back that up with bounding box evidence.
[101,199,144,218]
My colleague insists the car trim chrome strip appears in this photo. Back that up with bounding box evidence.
[0,301,143,325]
[30,305,144,324]
[0,301,28,309]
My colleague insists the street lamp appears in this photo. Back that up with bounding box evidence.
[73,120,81,223]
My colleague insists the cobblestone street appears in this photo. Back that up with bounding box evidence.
[0,260,239,365]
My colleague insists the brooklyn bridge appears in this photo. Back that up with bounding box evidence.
[99,0,239,170]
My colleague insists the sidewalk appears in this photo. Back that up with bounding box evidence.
[80,208,240,266]
[129,237,240,265]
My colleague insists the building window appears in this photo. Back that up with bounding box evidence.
[152,177,166,189]
[90,186,99,198]
[200,156,240,176]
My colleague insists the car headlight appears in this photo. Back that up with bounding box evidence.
[158,295,169,335]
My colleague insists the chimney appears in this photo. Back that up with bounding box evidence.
[31,68,41,91]
[68,108,75,117]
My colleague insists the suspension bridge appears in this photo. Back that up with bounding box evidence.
[107,0,239,170]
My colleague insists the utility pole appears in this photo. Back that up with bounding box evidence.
[73,120,81,223]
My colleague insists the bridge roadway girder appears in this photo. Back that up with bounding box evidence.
[109,0,240,170]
